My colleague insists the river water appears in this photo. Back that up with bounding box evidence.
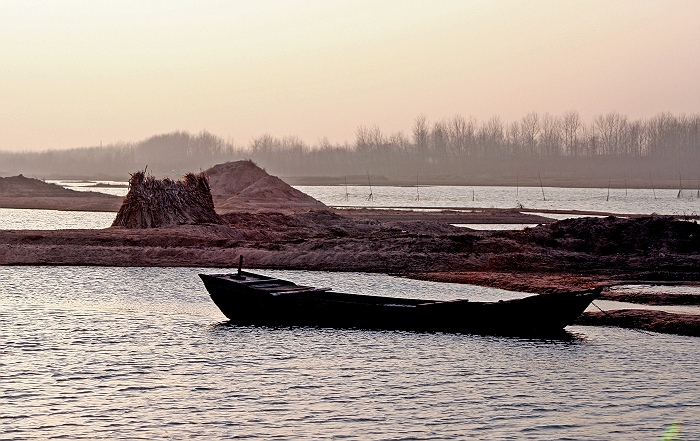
[2,185,699,438]
[295,185,700,217]
[0,208,115,230]
[1,183,698,231]
[1,267,699,440]
[55,180,700,216]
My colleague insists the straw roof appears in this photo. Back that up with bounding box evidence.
[112,171,223,228]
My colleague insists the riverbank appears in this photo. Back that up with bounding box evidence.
[0,174,122,212]
[1,213,699,336]
[3,162,699,337]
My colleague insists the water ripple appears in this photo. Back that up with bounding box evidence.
[0,266,699,440]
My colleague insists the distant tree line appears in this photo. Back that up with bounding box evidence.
[1,111,699,185]
[0,131,238,180]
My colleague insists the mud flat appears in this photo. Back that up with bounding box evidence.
[0,174,122,212]
[575,310,700,337]
[6,212,698,279]
[335,208,552,225]
[598,286,700,306]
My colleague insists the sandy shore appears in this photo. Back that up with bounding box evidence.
[0,174,123,212]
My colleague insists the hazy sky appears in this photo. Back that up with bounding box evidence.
[1,0,699,151]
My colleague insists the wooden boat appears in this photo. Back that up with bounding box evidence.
[200,268,600,336]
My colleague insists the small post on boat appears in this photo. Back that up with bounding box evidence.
[236,255,244,278]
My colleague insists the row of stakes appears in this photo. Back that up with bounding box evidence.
[341,180,700,203]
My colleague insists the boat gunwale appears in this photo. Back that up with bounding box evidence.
[199,272,601,307]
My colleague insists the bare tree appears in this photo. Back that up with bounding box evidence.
[594,112,628,156]
[506,121,521,156]
[562,110,581,157]
[412,114,429,158]
[389,131,411,151]
[520,112,540,156]
[355,126,371,152]
[447,114,477,156]
[431,120,449,158]
[480,116,504,156]
[540,113,562,156]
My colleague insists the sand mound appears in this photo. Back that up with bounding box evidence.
[205,160,326,212]
[112,171,223,228]
[1,174,89,197]
[0,174,123,211]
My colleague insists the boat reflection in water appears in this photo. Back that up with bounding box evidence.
[200,270,599,337]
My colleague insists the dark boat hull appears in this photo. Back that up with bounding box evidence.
[200,271,599,336]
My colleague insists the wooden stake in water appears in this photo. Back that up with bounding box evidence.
[366,172,374,201]
[606,180,610,202]
[415,173,420,201]
[516,172,519,198]
[538,172,546,201]
[650,173,657,200]
[472,189,475,202]
[624,173,628,196]
[344,176,349,201]
[677,172,683,198]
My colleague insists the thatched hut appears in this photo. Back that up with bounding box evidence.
[112,171,223,228]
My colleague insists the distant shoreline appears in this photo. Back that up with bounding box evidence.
[285,176,700,191]
[3,173,697,191]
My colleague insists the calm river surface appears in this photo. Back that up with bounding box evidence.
[54,180,700,216]
[2,267,698,440]
[296,185,700,216]
[3,183,699,231]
